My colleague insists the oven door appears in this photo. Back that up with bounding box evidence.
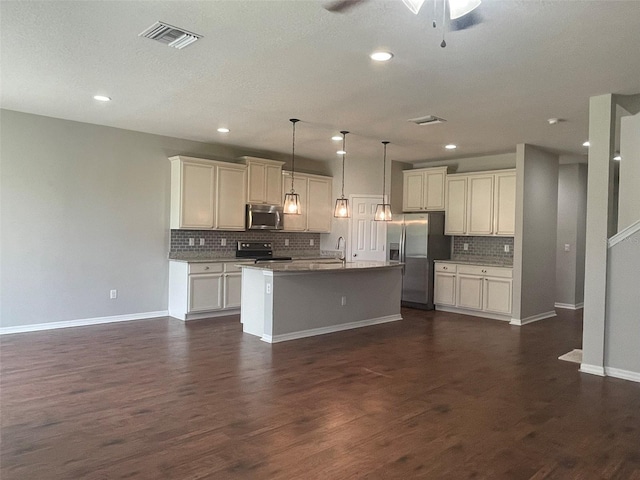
[246,204,283,230]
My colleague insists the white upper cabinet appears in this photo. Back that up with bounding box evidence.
[466,174,494,235]
[445,169,515,236]
[216,164,247,230]
[282,171,332,233]
[493,171,516,236]
[402,167,447,212]
[445,176,467,235]
[169,156,246,231]
[242,157,285,205]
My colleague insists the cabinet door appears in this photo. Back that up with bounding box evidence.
[467,174,494,235]
[403,171,424,211]
[483,277,512,314]
[247,163,266,204]
[281,174,308,231]
[306,177,332,233]
[265,165,283,205]
[223,273,242,309]
[494,172,516,236]
[456,274,483,310]
[180,162,216,229]
[216,166,247,230]
[434,272,456,306]
[445,177,467,235]
[424,170,446,210]
[188,274,223,312]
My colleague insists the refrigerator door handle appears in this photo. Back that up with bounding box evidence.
[399,223,406,266]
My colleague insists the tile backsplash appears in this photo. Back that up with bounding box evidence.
[452,236,514,261]
[170,230,320,255]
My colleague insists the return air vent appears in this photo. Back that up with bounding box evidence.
[408,115,447,125]
[138,21,202,49]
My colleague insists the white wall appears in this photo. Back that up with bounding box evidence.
[512,144,559,324]
[555,164,588,307]
[618,111,640,231]
[0,109,323,328]
[605,228,640,378]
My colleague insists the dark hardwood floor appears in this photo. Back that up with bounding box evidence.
[1,308,639,479]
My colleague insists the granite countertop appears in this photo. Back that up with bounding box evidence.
[168,251,341,263]
[240,260,403,273]
[437,257,513,267]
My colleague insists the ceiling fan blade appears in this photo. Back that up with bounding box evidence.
[448,0,481,20]
[449,9,482,31]
[324,0,368,13]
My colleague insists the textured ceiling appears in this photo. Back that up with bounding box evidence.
[1,0,639,164]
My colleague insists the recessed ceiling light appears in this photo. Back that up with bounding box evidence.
[217,127,230,133]
[337,150,347,155]
[93,95,111,102]
[613,153,622,161]
[331,135,343,141]
[445,144,457,150]
[370,51,393,62]
[583,141,590,147]
[547,118,561,125]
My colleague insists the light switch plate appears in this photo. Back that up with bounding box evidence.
[564,244,571,251]
[463,243,469,251]
[504,245,510,253]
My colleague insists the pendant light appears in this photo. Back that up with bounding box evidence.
[375,141,392,222]
[283,118,301,215]
[333,130,350,218]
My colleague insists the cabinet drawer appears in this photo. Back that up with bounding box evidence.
[189,263,223,274]
[458,264,512,278]
[435,263,457,273]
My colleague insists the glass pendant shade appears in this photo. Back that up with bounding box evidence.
[375,141,392,222]
[334,197,350,218]
[401,0,426,15]
[283,192,300,215]
[334,130,350,218]
[375,203,392,221]
[284,118,301,215]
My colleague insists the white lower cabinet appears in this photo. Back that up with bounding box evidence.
[434,262,512,319]
[169,261,250,320]
[434,264,457,306]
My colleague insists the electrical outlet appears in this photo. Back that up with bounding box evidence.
[188,238,195,246]
[504,245,510,253]
[284,239,290,246]
[463,243,469,251]
[110,289,117,299]
[221,238,226,246]
[310,239,314,246]
[199,238,205,246]
[266,283,272,295]
[341,296,347,306]
[564,244,571,252]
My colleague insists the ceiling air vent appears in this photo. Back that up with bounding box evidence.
[408,115,447,125]
[139,21,202,49]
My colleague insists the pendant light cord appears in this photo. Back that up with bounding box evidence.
[382,141,389,202]
[340,131,349,198]
[290,118,299,191]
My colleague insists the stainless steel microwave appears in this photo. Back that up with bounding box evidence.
[246,204,283,230]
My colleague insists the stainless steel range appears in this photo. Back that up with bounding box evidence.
[235,241,292,263]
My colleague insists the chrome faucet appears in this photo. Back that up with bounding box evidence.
[336,236,346,264]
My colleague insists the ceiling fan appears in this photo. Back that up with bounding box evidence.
[324,0,482,46]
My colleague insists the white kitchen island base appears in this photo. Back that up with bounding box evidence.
[240,262,403,343]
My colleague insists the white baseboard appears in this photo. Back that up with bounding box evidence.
[510,310,557,326]
[579,363,606,376]
[554,302,584,310]
[172,308,241,322]
[0,311,169,335]
[605,367,640,383]
[262,314,402,344]
[435,306,511,322]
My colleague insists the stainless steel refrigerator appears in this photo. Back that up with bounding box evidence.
[387,212,451,310]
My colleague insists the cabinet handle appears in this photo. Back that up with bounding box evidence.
[482,269,486,273]
[205,266,210,270]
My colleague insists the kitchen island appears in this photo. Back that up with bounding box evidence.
[240,261,403,343]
